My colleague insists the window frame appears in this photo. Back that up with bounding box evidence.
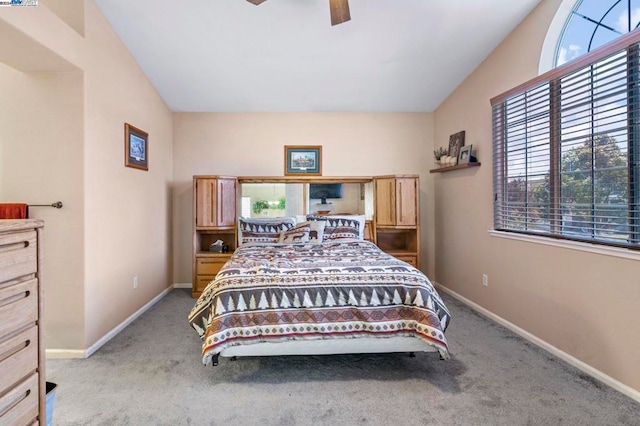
[492,29,640,250]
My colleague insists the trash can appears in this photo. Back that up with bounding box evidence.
[45,382,57,426]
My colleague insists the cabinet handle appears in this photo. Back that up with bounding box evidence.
[0,339,30,363]
[210,182,216,224]
[218,181,223,225]
[0,241,28,254]
[0,389,31,418]
[389,181,393,221]
[398,182,403,220]
[0,290,30,308]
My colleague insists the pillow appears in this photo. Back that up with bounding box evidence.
[238,217,295,246]
[294,220,326,244]
[306,215,362,242]
[278,224,311,244]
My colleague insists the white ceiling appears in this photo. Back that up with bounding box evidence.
[95,0,541,112]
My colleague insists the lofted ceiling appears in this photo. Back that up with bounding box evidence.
[94,0,541,112]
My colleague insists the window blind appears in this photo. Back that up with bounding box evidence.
[492,30,640,249]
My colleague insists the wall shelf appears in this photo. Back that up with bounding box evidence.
[430,162,481,173]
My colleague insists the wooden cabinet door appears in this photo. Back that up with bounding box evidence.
[216,178,236,227]
[195,178,217,227]
[395,178,417,226]
[195,178,236,227]
[375,178,396,226]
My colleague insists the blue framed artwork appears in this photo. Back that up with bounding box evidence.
[125,123,148,171]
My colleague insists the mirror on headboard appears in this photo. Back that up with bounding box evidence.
[239,181,374,219]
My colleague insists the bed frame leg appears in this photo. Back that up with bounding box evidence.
[211,354,219,367]
[409,352,416,358]
[439,353,445,361]
[230,356,237,362]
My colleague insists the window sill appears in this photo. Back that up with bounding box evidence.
[489,230,640,262]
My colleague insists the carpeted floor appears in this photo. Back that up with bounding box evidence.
[47,288,640,426]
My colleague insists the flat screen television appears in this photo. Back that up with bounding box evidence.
[309,183,343,204]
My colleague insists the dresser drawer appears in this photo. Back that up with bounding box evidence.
[0,373,39,426]
[0,231,37,284]
[196,257,229,275]
[0,326,38,397]
[0,279,38,339]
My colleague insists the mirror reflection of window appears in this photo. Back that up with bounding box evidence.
[239,182,373,219]
[241,196,251,218]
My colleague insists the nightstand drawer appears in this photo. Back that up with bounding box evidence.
[195,275,216,294]
[0,326,38,397]
[394,254,417,267]
[196,257,229,275]
[0,231,37,284]
[0,373,39,426]
[0,279,38,338]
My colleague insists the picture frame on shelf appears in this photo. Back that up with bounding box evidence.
[124,123,148,171]
[284,145,322,176]
[448,130,465,159]
[458,144,473,164]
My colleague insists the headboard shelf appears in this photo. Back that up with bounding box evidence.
[238,176,373,184]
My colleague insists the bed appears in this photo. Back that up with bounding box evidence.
[188,219,451,366]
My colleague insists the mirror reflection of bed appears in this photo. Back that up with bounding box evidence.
[189,175,450,367]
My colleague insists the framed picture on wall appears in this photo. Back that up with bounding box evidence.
[284,145,322,176]
[125,123,149,171]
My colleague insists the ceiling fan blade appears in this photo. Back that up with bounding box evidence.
[246,0,268,5]
[329,0,351,26]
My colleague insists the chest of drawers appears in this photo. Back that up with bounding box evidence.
[0,220,45,425]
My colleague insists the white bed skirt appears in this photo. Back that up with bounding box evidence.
[220,337,438,358]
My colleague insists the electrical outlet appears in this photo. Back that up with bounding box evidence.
[482,274,488,287]
[133,276,138,289]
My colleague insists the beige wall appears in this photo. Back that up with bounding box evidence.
[433,0,640,393]
[41,0,84,36]
[172,113,434,283]
[0,66,85,349]
[83,0,173,346]
[0,0,173,351]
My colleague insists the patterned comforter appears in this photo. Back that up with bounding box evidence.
[188,240,451,365]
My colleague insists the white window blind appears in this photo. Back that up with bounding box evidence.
[492,31,640,249]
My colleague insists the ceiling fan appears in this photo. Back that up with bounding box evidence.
[246,0,351,26]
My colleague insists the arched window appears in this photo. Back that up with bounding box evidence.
[556,0,640,66]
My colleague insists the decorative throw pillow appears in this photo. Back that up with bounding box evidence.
[278,224,311,244]
[294,220,326,244]
[306,215,361,242]
[238,217,295,245]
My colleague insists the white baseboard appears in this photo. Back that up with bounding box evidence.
[46,286,173,359]
[45,349,85,359]
[435,283,640,404]
[172,282,192,289]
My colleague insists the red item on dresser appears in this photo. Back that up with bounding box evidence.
[0,203,29,219]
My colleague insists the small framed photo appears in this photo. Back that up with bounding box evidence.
[448,130,465,159]
[458,144,473,164]
[125,123,148,171]
[284,145,322,176]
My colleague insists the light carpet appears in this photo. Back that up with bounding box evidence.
[46,288,640,425]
